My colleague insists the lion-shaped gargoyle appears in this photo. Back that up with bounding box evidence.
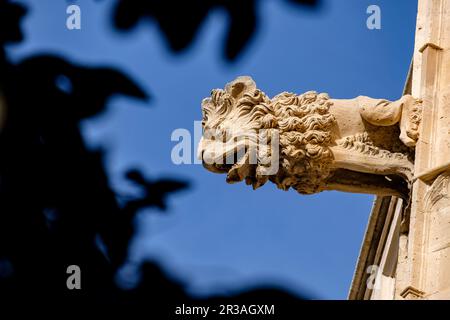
[198,76,422,197]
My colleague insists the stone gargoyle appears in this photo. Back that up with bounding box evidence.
[198,76,422,197]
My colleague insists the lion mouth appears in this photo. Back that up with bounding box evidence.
[201,139,250,175]
[225,152,253,184]
[201,142,268,189]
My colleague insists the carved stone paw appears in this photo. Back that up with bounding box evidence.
[400,130,416,148]
[407,98,422,138]
[400,95,422,148]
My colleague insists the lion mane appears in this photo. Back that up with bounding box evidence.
[201,77,337,194]
[271,91,336,194]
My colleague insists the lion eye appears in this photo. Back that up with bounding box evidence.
[217,127,232,142]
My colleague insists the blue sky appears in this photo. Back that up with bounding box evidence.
[7,0,417,299]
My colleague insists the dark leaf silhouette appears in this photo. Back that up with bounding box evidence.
[126,169,190,211]
[288,0,320,6]
[113,0,320,61]
[14,55,148,120]
[0,0,26,45]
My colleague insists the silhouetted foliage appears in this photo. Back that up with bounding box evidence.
[0,0,315,312]
[125,169,189,211]
[114,0,320,61]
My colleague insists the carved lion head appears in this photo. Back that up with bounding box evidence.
[198,76,336,194]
